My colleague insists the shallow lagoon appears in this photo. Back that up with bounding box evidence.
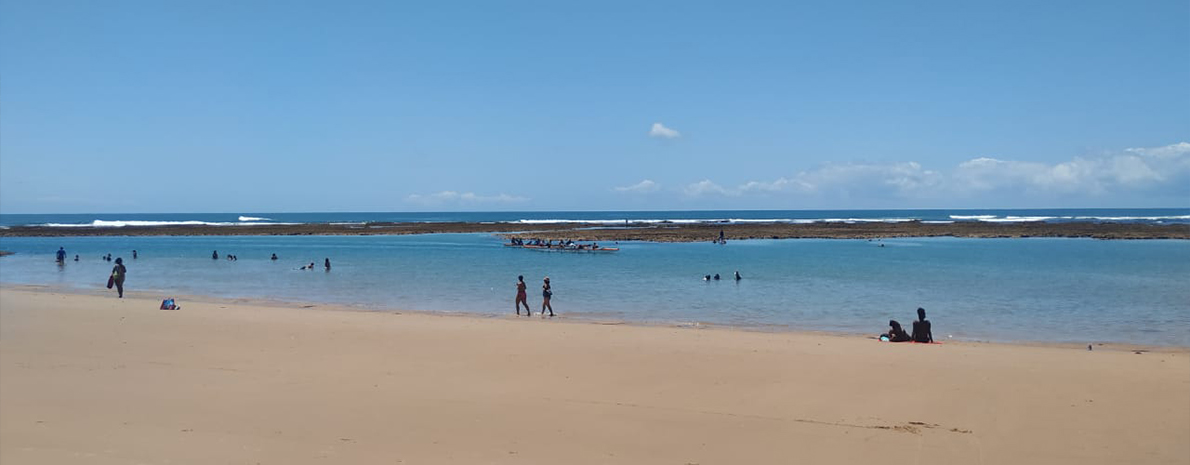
[2,234,1187,346]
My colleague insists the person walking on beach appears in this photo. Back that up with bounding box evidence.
[541,277,554,317]
[108,258,127,298]
[515,275,531,316]
[912,307,933,343]
[56,247,66,263]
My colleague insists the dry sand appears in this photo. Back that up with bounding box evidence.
[1,287,1187,464]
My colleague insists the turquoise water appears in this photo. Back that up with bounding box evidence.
[2,233,1187,346]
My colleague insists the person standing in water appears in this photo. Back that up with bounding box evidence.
[515,275,531,315]
[109,258,127,298]
[541,277,554,317]
[132,250,138,259]
[56,247,67,263]
[212,250,219,260]
[324,258,331,271]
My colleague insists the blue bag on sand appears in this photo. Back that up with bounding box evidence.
[159,298,178,310]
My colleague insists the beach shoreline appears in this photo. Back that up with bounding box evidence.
[2,286,1187,464]
[2,220,1188,240]
[5,283,1185,353]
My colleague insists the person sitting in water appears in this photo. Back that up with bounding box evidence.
[713,273,721,280]
[912,307,933,343]
[704,275,711,281]
[271,253,278,260]
[882,320,912,342]
[212,250,219,260]
[74,255,79,262]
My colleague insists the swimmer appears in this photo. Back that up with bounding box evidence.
[713,274,721,280]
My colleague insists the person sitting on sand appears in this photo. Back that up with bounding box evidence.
[882,320,912,342]
[912,308,933,343]
[515,275,530,316]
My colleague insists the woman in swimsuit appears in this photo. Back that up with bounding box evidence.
[541,277,554,317]
[515,275,530,316]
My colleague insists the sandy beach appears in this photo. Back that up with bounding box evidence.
[1,287,1187,464]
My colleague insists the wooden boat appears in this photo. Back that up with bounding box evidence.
[504,243,619,253]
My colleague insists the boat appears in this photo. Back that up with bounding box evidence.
[504,243,619,253]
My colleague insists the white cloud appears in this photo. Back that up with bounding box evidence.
[954,142,1190,195]
[614,179,660,193]
[683,179,733,197]
[680,142,1190,202]
[405,191,529,205]
[649,122,680,139]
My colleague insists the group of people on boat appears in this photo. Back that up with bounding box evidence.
[509,238,606,250]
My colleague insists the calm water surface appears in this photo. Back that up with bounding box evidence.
[1,234,1187,346]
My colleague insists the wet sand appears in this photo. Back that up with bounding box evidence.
[2,287,1187,464]
[1,220,1187,240]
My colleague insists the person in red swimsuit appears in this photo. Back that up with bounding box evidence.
[515,275,531,316]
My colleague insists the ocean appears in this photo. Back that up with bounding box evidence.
[1,209,1188,346]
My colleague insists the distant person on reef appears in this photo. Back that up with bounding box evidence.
[541,277,554,317]
[108,258,127,298]
[515,275,530,316]
[56,247,66,262]
[912,308,933,343]
[881,320,911,342]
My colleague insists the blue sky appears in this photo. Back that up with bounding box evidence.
[1,0,1187,213]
